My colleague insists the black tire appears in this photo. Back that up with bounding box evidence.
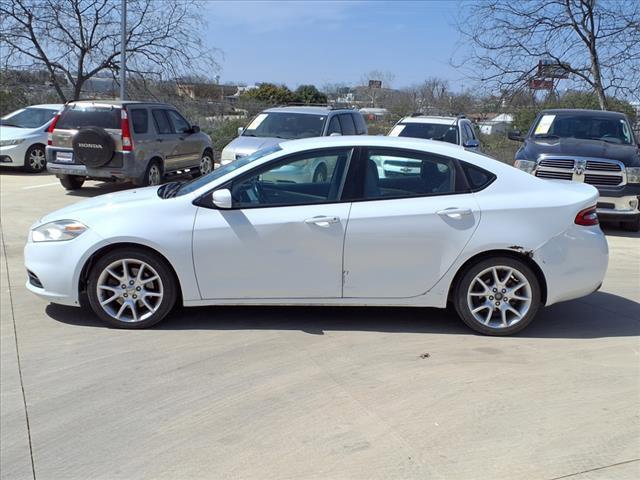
[621,217,640,232]
[453,256,542,336]
[72,127,115,167]
[134,160,163,187]
[87,248,177,329]
[23,144,47,173]
[312,163,328,183]
[59,175,85,190]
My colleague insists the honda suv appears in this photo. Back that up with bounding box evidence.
[46,100,213,190]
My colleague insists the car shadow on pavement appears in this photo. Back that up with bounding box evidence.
[45,291,639,339]
[64,182,134,197]
[601,223,640,239]
[0,167,50,176]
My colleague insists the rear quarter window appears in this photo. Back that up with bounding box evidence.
[57,107,121,130]
[461,161,496,191]
[130,109,149,134]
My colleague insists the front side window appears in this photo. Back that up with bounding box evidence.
[242,112,326,140]
[327,116,341,135]
[339,114,356,135]
[1,108,58,128]
[394,122,459,145]
[166,110,191,133]
[152,109,173,134]
[230,148,353,208]
[364,149,457,200]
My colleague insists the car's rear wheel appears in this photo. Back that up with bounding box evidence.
[59,175,85,190]
[87,248,177,329]
[24,144,47,173]
[454,257,541,336]
[135,160,163,187]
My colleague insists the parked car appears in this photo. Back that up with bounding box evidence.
[25,136,608,336]
[383,115,479,177]
[510,109,640,231]
[46,100,213,190]
[0,104,63,172]
[220,106,367,167]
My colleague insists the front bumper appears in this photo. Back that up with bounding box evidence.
[0,142,30,167]
[596,194,640,221]
[24,229,107,306]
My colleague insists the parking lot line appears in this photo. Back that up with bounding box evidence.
[21,182,60,190]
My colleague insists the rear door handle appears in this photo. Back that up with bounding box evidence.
[436,208,472,219]
[305,216,339,226]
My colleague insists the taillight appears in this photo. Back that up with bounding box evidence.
[47,111,61,145]
[575,206,599,226]
[121,109,133,151]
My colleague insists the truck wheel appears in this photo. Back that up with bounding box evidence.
[59,175,85,190]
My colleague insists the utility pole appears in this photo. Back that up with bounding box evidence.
[120,0,127,100]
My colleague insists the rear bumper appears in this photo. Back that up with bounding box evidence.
[533,225,608,306]
[46,147,141,180]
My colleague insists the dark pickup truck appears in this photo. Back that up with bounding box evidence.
[509,109,640,231]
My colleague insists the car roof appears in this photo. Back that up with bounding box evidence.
[26,104,64,110]
[279,134,466,154]
[263,106,353,115]
[68,100,173,108]
[400,116,460,125]
[541,108,627,118]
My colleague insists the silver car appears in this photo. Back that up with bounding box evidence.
[221,106,368,178]
[46,100,214,190]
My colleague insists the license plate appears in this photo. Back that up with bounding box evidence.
[56,152,74,163]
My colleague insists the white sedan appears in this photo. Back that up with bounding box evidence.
[24,136,608,335]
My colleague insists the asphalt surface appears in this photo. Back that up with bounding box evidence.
[1,169,639,480]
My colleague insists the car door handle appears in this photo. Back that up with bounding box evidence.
[305,216,339,226]
[436,208,472,219]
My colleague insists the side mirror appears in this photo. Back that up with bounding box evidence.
[212,189,232,209]
[463,139,480,148]
[508,130,524,142]
[329,132,342,137]
[237,127,244,137]
[190,125,200,134]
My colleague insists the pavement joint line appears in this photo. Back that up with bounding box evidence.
[546,458,640,480]
[1,227,37,480]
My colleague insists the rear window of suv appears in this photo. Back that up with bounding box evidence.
[57,106,121,130]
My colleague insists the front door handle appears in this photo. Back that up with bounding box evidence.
[436,208,472,219]
[305,216,339,226]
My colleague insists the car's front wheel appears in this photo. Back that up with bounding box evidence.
[454,256,541,336]
[24,144,47,173]
[87,248,177,328]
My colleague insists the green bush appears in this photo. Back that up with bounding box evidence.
[204,118,248,157]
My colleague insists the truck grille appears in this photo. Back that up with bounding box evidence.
[535,156,625,187]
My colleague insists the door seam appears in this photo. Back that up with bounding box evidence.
[340,202,353,298]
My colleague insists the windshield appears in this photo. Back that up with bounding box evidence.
[0,107,59,128]
[532,113,634,145]
[391,122,459,145]
[176,144,283,196]
[242,112,326,140]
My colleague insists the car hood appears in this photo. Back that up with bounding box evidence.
[224,136,282,157]
[0,125,41,140]
[522,137,640,166]
[38,186,162,226]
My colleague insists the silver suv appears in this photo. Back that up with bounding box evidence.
[388,115,480,148]
[221,106,367,166]
[46,100,213,190]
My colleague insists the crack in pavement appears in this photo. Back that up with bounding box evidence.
[547,458,640,480]
[1,226,37,480]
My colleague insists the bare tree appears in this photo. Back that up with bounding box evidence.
[455,0,640,109]
[359,70,395,107]
[0,0,218,102]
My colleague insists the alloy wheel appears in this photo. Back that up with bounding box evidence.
[148,164,161,185]
[96,259,164,322]
[466,265,532,329]
[29,147,46,171]
[200,155,213,175]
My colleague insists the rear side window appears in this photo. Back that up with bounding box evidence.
[338,114,356,135]
[130,109,148,134]
[461,161,496,191]
[152,109,173,134]
[353,113,367,135]
[57,107,121,130]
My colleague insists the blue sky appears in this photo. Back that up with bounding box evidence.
[204,0,469,90]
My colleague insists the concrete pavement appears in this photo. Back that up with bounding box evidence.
[1,169,639,479]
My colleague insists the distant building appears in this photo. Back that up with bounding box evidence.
[478,113,514,135]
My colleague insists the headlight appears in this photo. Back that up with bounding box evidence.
[0,138,24,147]
[514,159,537,174]
[626,167,640,184]
[31,220,87,242]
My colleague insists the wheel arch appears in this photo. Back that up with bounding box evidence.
[78,242,183,305]
[447,249,548,305]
